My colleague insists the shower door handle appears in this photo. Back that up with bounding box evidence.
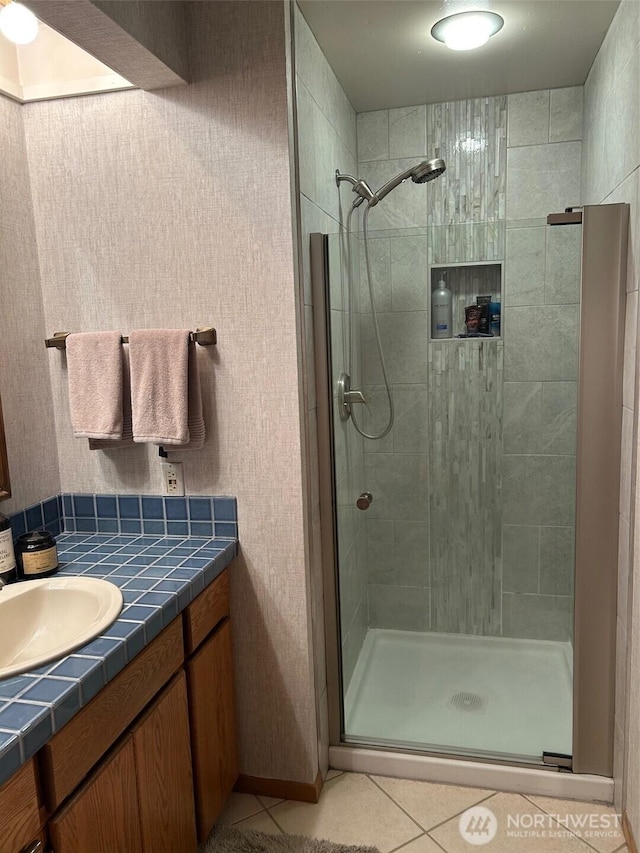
[357,492,373,510]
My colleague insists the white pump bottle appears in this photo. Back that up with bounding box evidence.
[431,270,453,339]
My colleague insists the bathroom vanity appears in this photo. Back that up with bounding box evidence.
[0,531,238,853]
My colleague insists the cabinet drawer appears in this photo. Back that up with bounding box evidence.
[184,569,230,654]
[0,760,42,853]
[39,618,184,811]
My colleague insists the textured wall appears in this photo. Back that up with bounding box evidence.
[92,0,189,81]
[22,1,318,785]
[581,0,640,818]
[355,90,582,640]
[293,3,362,763]
[0,95,60,514]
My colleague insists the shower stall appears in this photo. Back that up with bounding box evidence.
[309,141,628,792]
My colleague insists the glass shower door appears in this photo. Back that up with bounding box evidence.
[327,218,581,765]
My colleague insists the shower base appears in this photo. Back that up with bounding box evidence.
[344,628,573,761]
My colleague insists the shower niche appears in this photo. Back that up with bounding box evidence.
[429,261,502,340]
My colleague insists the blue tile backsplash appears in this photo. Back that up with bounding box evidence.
[10,495,63,539]
[9,493,237,541]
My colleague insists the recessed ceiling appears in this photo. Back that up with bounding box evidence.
[0,17,133,103]
[297,0,619,112]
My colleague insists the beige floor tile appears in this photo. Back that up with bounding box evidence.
[217,792,264,825]
[259,795,286,809]
[270,772,422,853]
[393,833,446,853]
[371,775,493,831]
[430,792,596,852]
[527,796,624,853]
[235,811,282,835]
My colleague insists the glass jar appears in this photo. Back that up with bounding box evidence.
[15,530,59,580]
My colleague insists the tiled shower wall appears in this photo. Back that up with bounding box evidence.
[294,4,365,766]
[580,0,640,818]
[356,88,582,639]
[502,220,580,640]
[499,90,582,642]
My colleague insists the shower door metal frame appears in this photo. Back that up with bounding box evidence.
[310,232,345,748]
[572,202,628,776]
[312,202,628,776]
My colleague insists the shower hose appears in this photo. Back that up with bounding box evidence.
[345,201,394,440]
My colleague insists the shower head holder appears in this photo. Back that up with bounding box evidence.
[336,170,376,204]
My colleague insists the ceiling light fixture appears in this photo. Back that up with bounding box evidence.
[431,10,504,51]
[0,1,39,45]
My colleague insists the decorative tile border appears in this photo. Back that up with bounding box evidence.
[61,494,237,539]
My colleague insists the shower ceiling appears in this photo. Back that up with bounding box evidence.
[296,0,619,111]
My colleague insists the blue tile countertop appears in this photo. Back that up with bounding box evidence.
[0,530,238,787]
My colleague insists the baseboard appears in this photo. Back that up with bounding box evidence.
[235,770,323,804]
[623,811,638,853]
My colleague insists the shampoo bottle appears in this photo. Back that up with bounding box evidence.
[431,271,453,339]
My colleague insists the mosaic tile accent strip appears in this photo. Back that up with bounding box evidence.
[0,530,237,785]
[427,221,506,265]
[428,339,503,635]
[61,494,237,539]
[427,96,507,227]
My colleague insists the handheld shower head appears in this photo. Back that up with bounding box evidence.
[371,158,446,204]
[411,159,446,184]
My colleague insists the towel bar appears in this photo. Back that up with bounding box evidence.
[45,327,217,349]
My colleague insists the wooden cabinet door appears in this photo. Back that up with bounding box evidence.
[0,760,43,853]
[132,671,197,853]
[48,737,142,853]
[186,620,238,843]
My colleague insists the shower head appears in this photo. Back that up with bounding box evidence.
[411,159,446,184]
[372,158,446,204]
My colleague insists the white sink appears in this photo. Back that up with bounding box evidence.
[0,576,123,680]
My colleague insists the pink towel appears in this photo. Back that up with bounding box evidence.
[130,329,192,445]
[180,342,206,451]
[89,348,134,450]
[66,332,123,440]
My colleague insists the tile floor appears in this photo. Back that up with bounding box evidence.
[217,771,628,853]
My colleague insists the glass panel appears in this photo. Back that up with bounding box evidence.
[328,211,580,763]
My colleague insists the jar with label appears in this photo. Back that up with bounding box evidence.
[15,530,59,580]
[0,511,17,584]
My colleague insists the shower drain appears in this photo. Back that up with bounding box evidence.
[448,691,487,714]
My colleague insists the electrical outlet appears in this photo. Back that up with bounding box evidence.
[161,461,185,496]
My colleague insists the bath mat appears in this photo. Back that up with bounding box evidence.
[202,825,380,853]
